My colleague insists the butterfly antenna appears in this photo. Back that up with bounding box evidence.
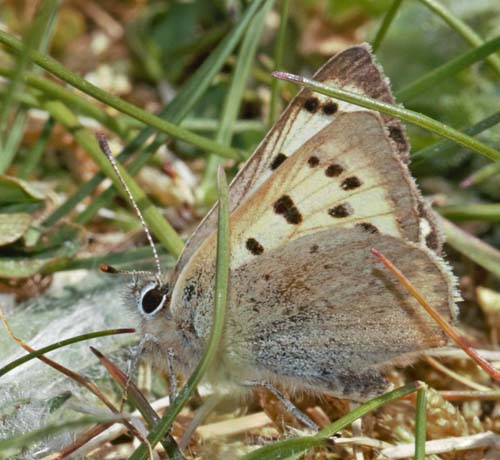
[96,133,162,280]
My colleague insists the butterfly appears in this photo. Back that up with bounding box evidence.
[124,43,458,401]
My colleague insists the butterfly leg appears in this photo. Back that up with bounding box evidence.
[125,333,157,396]
[167,347,177,402]
[242,380,319,431]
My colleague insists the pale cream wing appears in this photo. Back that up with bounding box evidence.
[173,44,413,277]
[172,110,423,294]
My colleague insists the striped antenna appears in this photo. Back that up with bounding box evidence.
[96,133,162,280]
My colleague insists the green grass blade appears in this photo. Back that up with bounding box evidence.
[0,328,134,378]
[0,29,242,161]
[461,161,500,188]
[1,113,28,171]
[41,99,185,257]
[162,0,268,124]
[397,35,500,102]
[198,0,275,205]
[181,118,264,133]
[438,204,500,223]
[19,116,55,179]
[0,66,133,137]
[440,217,500,277]
[41,0,267,228]
[372,0,404,52]
[128,167,230,460]
[269,0,290,126]
[412,110,500,165]
[243,382,422,460]
[415,386,427,460]
[417,0,500,76]
[0,0,60,172]
[272,72,500,161]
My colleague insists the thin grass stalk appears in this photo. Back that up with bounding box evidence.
[412,110,500,164]
[19,116,55,179]
[198,0,275,206]
[0,328,134,378]
[0,66,131,136]
[438,204,500,222]
[397,35,500,102]
[461,161,500,188]
[0,0,59,171]
[128,167,230,460]
[415,386,427,460]
[417,0,500,76]
[440,217,500,278]
[372,0,404,51]
[272,71,500,161]
[0,309,145,444]
[269,0,289,126]
[42,246,174,274]
[371,247,500,382]
[90,348,182,459]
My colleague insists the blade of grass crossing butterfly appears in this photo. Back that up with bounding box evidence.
[128,167,230,460]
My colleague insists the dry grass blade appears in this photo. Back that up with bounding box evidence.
[379,431,500,459]
[52,422,115,460]
[90,347,160,424]
[426,356,491,391]
[90,347,183,459]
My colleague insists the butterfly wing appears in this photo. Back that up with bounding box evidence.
[173,44,440,279]
[221,227,457,401]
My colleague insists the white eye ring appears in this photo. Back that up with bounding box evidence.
[138,282,167,318]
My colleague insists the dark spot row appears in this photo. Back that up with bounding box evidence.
[244,221,378,257]
[303,97,338,115]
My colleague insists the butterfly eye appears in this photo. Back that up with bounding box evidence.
[139,283,168,317]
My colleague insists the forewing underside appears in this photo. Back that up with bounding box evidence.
[226,111,422,269]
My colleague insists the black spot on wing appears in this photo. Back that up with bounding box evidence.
[246,238,264,255]
[341,176,362,190]
[325,163,344,177]
[356,222,379,234]
[308,156,320,167]
[388,125,405,146]
[270,153,287,170]
[273,195,302,225]
[328,203,353,218]
[303,97,320,113]
[322,100,338,115]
